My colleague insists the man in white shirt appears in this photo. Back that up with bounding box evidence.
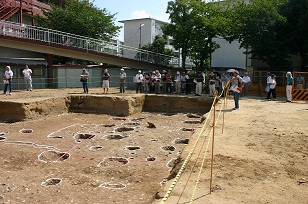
[242,72,251,97]
[135,70,143,93]
[22,65,33,91]
[3,65,13,95]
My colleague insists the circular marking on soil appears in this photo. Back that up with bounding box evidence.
[147,157,156,162]
[98,157,129,167]
[89,146,103,150]
[183,120,200,124]
[0,132,7,136]
[114,127,135,132]
[99,182,126,190]
[41,178,62,186]
[38,150,70,162]
[125,146,141,151]
[73,133,95,140]
[173,138,189,145]
[161,145,176,152]
[0,136,6,141]
[19,129,33,134]
[180,127,195,132]
[103,134,129,140]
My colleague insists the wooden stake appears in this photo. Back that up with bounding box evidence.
[210,96,216,194]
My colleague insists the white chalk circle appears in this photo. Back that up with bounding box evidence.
[97,157,129,167]
[38,150,70,163]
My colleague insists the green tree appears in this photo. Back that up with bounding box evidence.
[278,0,308,71]
[189,1,227,70]
[162,0,197,70]
[139,35,174,65]
[35,0,121,41]
[225,0,290,70]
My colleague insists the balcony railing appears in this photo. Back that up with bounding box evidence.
[0,20,180,67]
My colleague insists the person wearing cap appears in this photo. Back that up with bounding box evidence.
[102,69,110,94]
[229,70,245,110]
[155,70,161,94]
[3,65,13,95]
[119,68,126,93]
[22,65,33,91]
[286,71,293,102]
[174,71,182,94]
[135,70,143,93]
[80,68,89,93]
[242,72,251,97]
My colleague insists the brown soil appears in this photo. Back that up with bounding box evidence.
[0,88,307,204]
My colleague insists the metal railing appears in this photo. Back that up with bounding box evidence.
[0,20,180,67]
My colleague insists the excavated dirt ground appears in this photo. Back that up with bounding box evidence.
[0,87,307,204]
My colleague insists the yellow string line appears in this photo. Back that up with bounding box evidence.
[189,96,226,203]
[160,81,231,204]
[160,101,215,204]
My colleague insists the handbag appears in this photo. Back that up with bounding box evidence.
[3,80,9,84]
[265,85,270,92]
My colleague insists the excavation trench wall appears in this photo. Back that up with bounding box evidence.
[0,95,213,122]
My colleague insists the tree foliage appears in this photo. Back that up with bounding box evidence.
[35,0,121,41]
[278,0,308,71]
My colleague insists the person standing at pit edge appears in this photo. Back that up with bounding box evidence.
[230,70,245,110]
[22,65,33,91]
[102,69,110,94]
[3,65,13,95]
[80,68,89,93]
[286,71,293,102]
[119,68,126,93]
[135,70,143,93]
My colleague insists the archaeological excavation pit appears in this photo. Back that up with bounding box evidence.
[173,138,190,145]
[0,92,214,203]
[125,146,141,151]
[0,136,5,141]
[147,157,156,162]
[38,150,70,162]
[19,128,33,134]
[98,157,129,167]
[73,133,96,140]
[114,127,135,132]
[161,145,176,152]
[103,134,129,140]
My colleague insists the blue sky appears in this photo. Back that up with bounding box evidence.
[93,0,171,41]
